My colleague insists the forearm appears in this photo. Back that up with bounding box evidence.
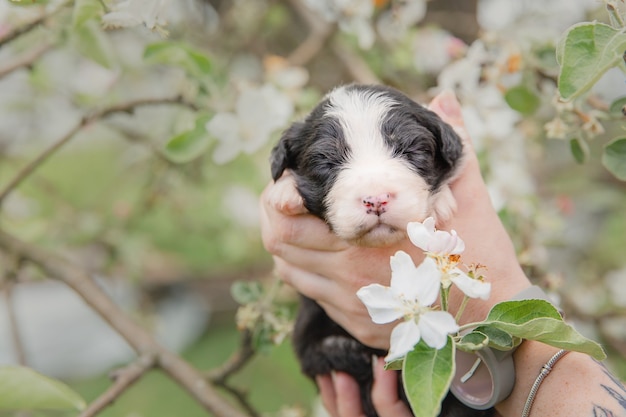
[497,340,626,417]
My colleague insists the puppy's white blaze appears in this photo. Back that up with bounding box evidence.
[325,86,397,158]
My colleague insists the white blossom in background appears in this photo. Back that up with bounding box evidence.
[435,36,536,211]
[206,83,294,164]
[357,253,459,361]
[477,0,599,39]
[377,0,427,42]
[264,56,310,93]
[102,0,169,34]
[412,27,467,74]
[222,186,261,229]
[605,268,626,309]
[303,0,375,49]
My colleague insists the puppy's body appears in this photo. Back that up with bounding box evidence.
[271,85,493,417]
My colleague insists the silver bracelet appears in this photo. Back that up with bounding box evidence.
[521,349,570,417]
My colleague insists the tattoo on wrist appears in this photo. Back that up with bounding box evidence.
[591,358,626,417]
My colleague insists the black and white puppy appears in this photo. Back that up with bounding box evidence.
[270,84,493,417]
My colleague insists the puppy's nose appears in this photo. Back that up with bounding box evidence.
[362,193,390,215]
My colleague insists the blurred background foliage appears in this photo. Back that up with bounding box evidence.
[0,0,625,416]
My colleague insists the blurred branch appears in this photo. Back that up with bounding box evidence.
[286,0,380,84]
[0,256,27,366]
[0,0,72,48]
[0,42,54,79]
[285,0,334,66]
[207,330,259,417]
[330,40,381,85]
[0,96,198,207]
[78,353,157,417]
[0,229,251,417]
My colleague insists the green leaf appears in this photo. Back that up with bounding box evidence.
[144,42,212,78]
[163,114,212,163]
[475,325,518,350]
[71,20,117,68]
[602,137,626,180]
[457,331,489,351]
[384,358,403,371]
[0,366,86,411]
[557,22,626,100]
[72,0,103,27]
[504,85,541,115]
[570,137,589,164]
[609,96,626,116]
[484,300,606,360]
[403,337,455,417]
[8,0,48,5]
[231,280,264,304]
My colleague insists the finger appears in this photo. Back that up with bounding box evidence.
[317,299,395,350]
[317,374,339,417]
[273,258,336,299]
[260,196,348,254]
[333,372,366,417]
[371,357,414,417]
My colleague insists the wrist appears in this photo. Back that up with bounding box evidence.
[495,340,564,416]
[450,285,557,410]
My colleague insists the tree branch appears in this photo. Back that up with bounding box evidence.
[286,0,381,84]
[0,96,198,206]
[0,0,72,48]
[0,229,250,417]
[0,256,27,366]
[0,42,54,79]
[78,353,157,417]
[207,330,256,384]
[285,0,335,66]
[206,330,260,417]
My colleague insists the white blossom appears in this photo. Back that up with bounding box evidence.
[102,0,169,34]
[206,83,294,164]
[357,253,458,361]
[407,217,465,255]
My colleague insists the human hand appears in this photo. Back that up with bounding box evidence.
[315,357,413,417]
[260,90,531,350]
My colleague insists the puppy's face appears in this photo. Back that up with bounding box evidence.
[271,84,463,247]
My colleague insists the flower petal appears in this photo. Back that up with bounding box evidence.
[408,218,465,255]
[390,251,419,298]
[407,217,436,251]
[419,311,459,349]
[449,230,466,254]
[356,284,404,324]
[385,320,421,362]
[450,270,491,300]
[414,257,442,307]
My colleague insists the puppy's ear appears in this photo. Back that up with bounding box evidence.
[435,119,464,170]
[270,122,305,181]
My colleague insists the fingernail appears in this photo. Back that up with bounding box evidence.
[330,370,337,384]
[438,90,462,119]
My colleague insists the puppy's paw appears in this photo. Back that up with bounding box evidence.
[429,184,457,226]
[267,172,306,215]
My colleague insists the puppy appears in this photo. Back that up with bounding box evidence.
[270,84,493,417]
